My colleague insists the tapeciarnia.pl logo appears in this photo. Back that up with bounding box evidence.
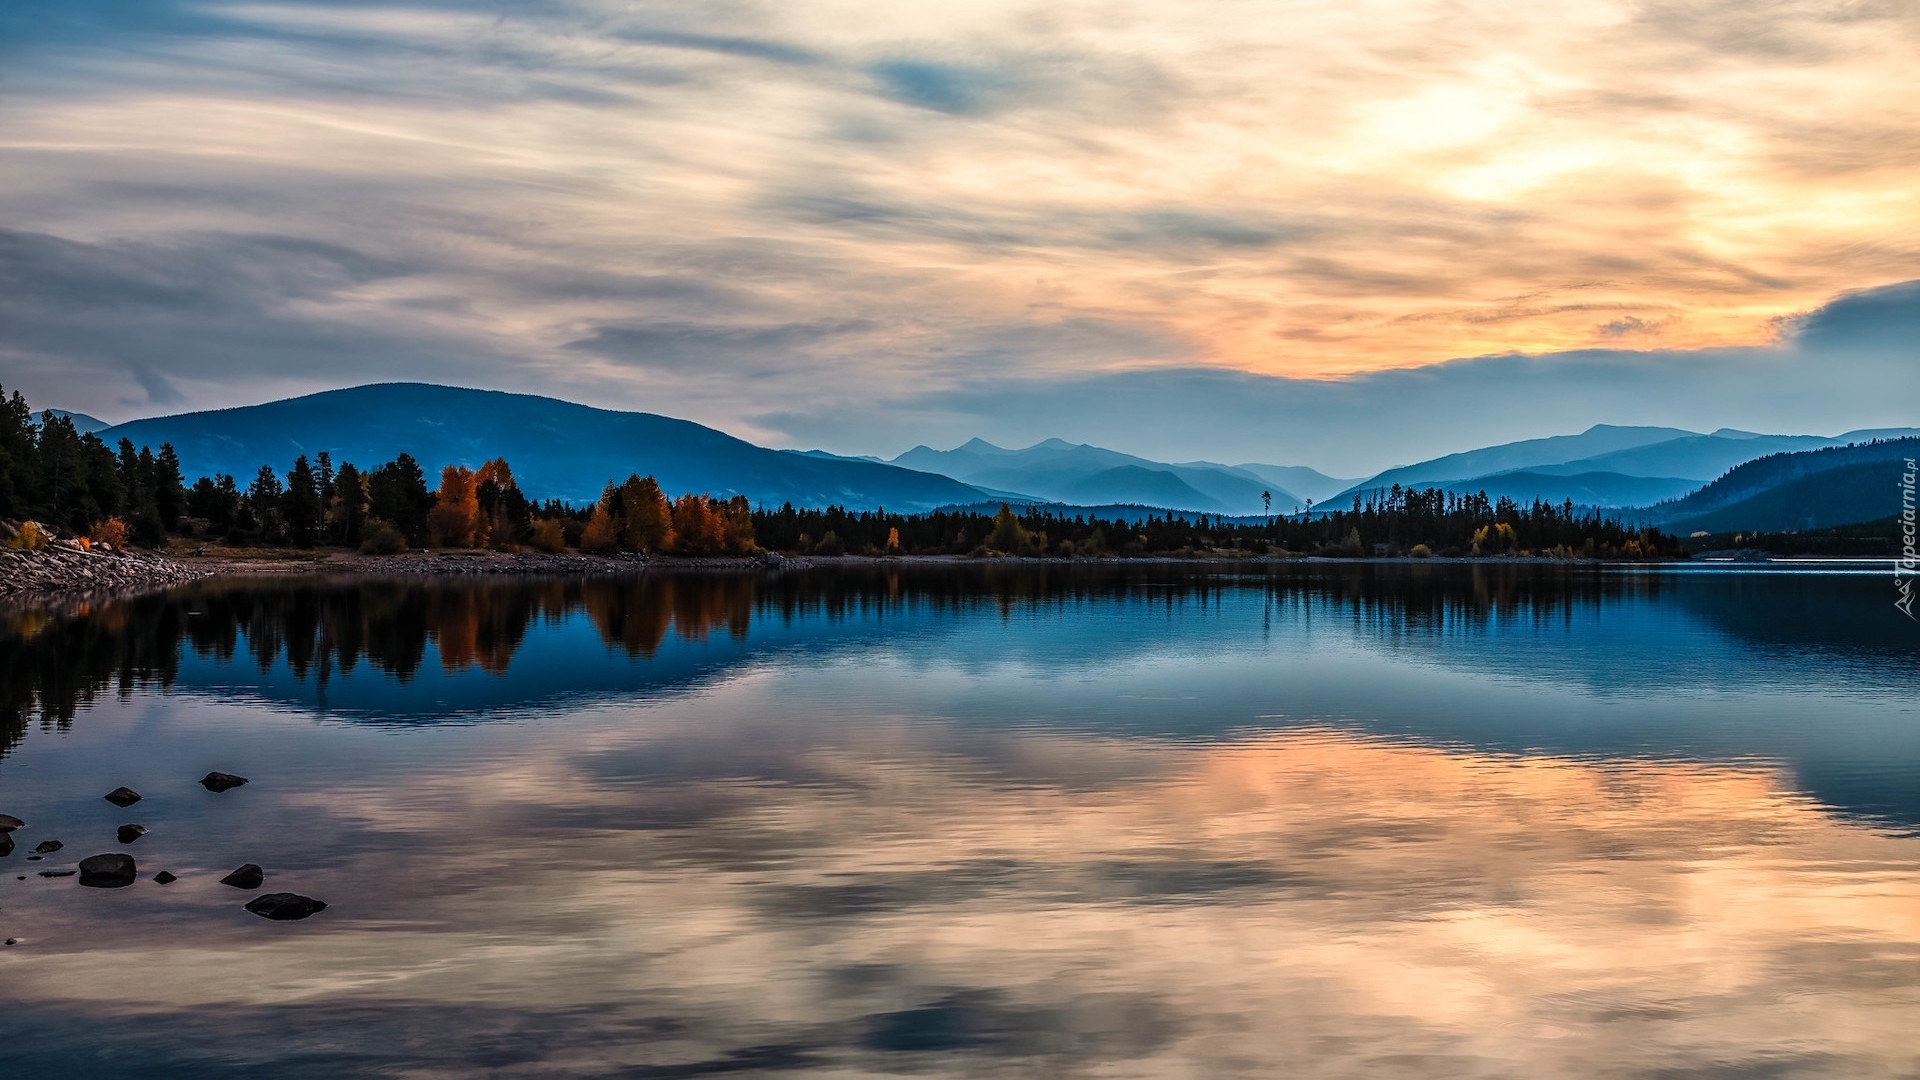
[1898,458,1917,620]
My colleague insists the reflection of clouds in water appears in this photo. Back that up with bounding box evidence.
[6,702,1916,1077]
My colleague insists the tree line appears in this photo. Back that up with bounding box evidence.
[750,489,1681,559]
[2,385,1678,559]
[0,386,757,556]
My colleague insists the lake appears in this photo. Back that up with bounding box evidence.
[2,563,1917,1077]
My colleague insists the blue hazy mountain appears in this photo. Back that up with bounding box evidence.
[1335,424,1920,509]
[1539,431,1848,482]
[1343,425,1696,495]
[890,438,1320,515]
[1651,437,1920,533]
[95,383,990,510]
[1225,463,1359,505]
[1432,471,1704,509]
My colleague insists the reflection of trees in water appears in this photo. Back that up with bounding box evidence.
[2,565,1906,760]
[585,576,754,658]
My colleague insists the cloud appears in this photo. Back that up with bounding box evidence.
[1596,315,1678,339]
[1,0,1916,454]
[1786,278,1920,351]
[759,279,1920,472]
[0,227,497,413]
[562,320,871,374]
[867,58,1020,114]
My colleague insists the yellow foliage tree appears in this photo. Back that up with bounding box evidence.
[986,504,1029,553]
[529,517,567,552]
[618,474,674,553]
[580,504,621,552]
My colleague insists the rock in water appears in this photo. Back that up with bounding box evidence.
[39,869,76,878]
[31,840,62,855]
[200,772,250,793]
[117,825,148,844]
[153,871,178,885]
[104,787,142,808]
[245,893,328,921]
[78,853,137,888]
[0,814,23,831]
[0,833,12,858]
[220,863,264,889]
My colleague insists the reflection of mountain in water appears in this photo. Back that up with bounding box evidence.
[3,565,1916,826]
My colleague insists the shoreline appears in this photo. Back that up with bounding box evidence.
[5,543,1878,616]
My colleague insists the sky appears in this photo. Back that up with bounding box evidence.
[0,0,1916,474]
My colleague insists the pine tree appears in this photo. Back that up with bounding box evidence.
[0,388,36,519]
[283,455,323,546]
[368,453,433,545]
[154,444,187,529]
[248,464,285,542]
[128,445,166,546]
[329,461,368,546]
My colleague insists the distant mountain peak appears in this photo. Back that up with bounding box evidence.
[954,437,1012,454]
[1580,423,1703,437]
[45,408,111,435]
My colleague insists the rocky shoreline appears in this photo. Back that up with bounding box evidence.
[0,545,218,605]
[0,546,785,610]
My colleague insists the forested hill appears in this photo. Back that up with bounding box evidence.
[1652,437,1920,527]
[97,383,986,511]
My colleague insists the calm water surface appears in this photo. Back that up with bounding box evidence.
[2,564,1917,1078]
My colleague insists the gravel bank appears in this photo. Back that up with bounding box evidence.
[0,546,216,604]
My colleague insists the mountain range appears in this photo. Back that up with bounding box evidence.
[881,439,1353,514]
[73,382,1919,532]
[1328,424,1920,510]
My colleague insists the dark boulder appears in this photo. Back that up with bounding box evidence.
[220,863,264,889]
[78,853,137,888]
[154,871,178,885]
[200,772,250,793]
[117,825,148,844]
[31,840,62,855]
[104,787,142,808]
[0,832,12,858]
[0,813,23,831]
[245,893,328,921]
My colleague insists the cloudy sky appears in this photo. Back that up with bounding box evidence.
[1,0,1916,473]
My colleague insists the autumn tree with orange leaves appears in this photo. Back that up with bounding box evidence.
[428,465,481,547]
[672,493,754,555]
[576,475,753,556]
